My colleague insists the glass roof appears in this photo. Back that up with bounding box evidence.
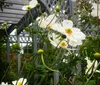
[0,0,29,24]
[0,0,73,36]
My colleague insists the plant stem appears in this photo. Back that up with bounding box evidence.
[15,60,26,85]
[41,54,59,73]
[41,54,73,85]
[85,61,100,85]
[1,62,11,81]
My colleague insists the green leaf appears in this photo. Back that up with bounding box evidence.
[87,80,96,85]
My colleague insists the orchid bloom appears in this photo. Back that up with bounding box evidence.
[48,32,68,48]
[91,3,100,19]
[51,20,86,47]
[22,0,38,10]
[1,82,8,85]
[12,78,27,85]
[36,14,57,29]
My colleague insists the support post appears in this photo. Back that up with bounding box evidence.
[32,34,38,66]
[54,72,59,85]
[32,32,38,85]
[6,35,10,62]
[17,34,21,73]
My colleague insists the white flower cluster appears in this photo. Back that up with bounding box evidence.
[0,78,27,85]
[36,14,86,48]
[21,0,86,48]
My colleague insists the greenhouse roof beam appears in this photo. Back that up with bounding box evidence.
[0,18,20,22]
[0,0,29,6]
[7,24,16,35]
[6,7,38,35]
[0,12,25,15]
[0,16,22,19]
[0,21,17,24]
[4,8,27,11]
[17,8,38,35]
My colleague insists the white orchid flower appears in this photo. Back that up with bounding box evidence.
[22,0,38,10]
[36,14,57,29]
[51,20,86,47]
[48,32,68,48]
[91,3,100,19]
[1,82,8,85]
[85,57,98,74]
[12,78,27,85]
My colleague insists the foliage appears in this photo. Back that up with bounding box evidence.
[80,35,100,60]
[1,0,100,85]
[11,44,21,53]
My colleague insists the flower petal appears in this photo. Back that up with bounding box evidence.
[62,20,73,28]
[29,0,38,8]
[72,29,86,40]
[22,6,27,10]
[23,79,27,85]
[36,14,57,29]
[92,3,97,9]
[51,23,64,33]
[91,3,100,18]
[12,81,17,85]
[91,10,97,17]
[69,39,82,47]
[85,57,98,74]
[1,82,8,85]
[48,32,68,48]
[48,33,60,48]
